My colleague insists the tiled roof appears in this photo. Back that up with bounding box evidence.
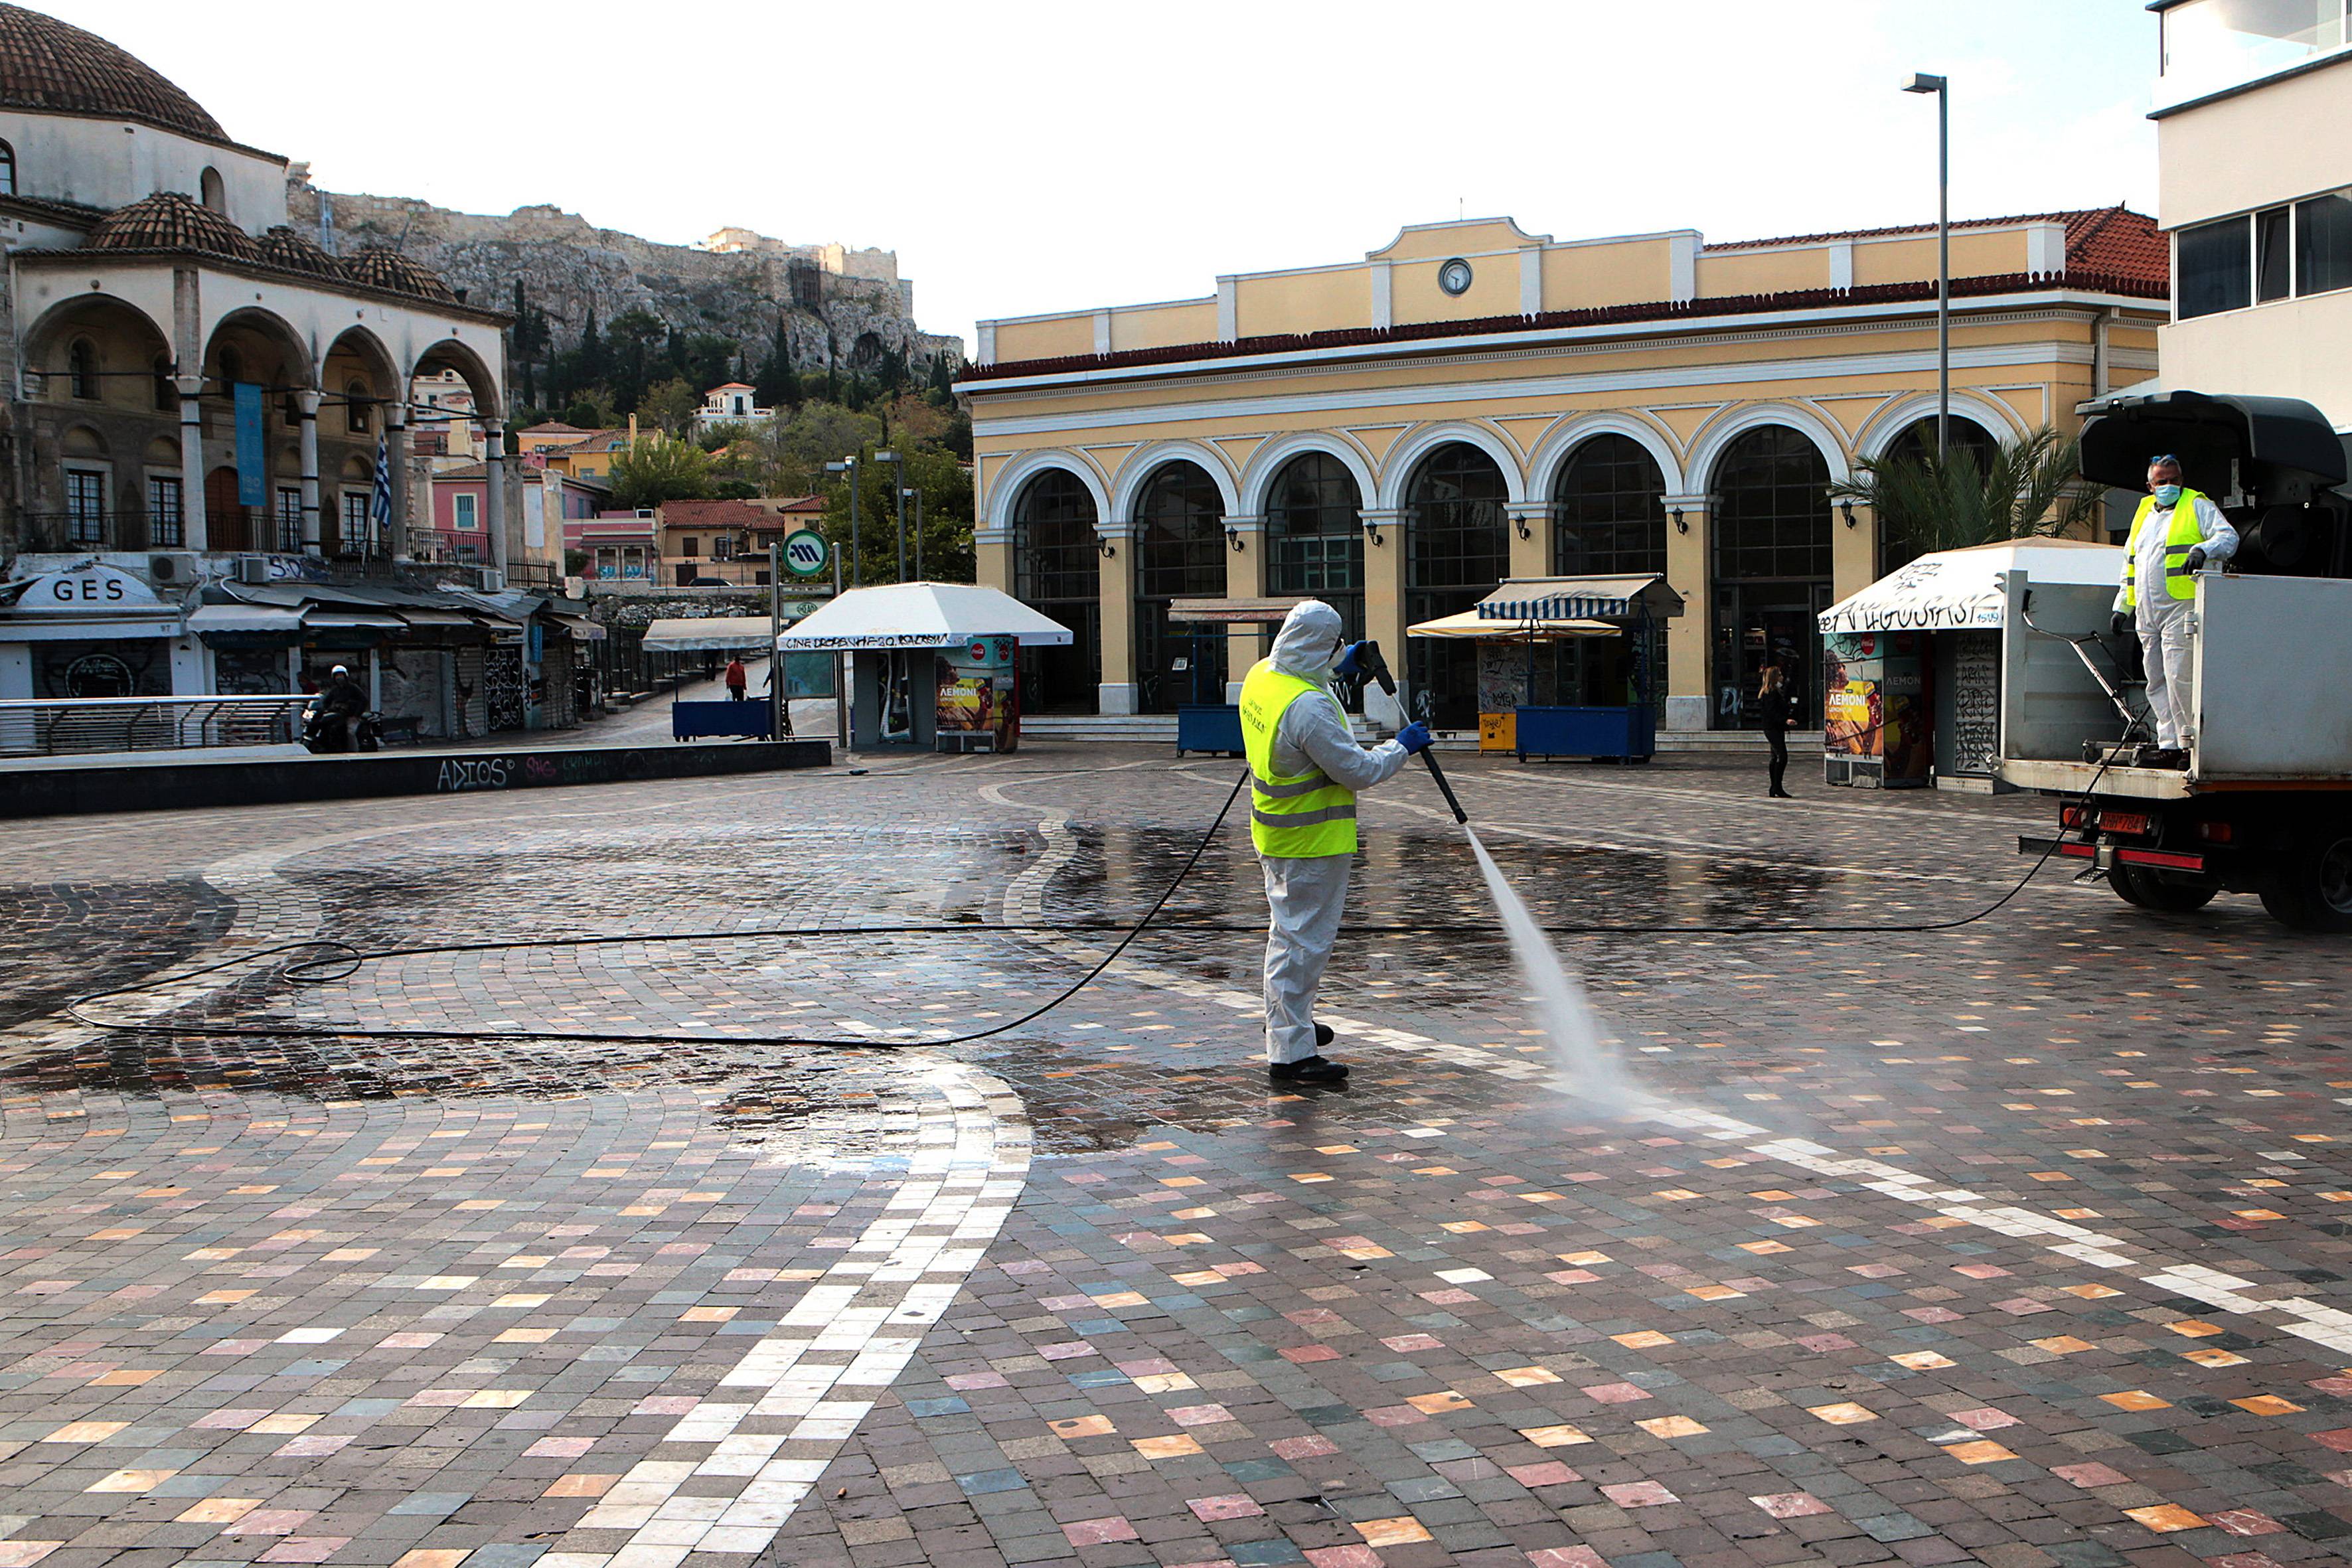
[341,246,459,304]
[85,191,256,261]
[657,499,776,530]
[0,3,225,141]
[257,224,338,277]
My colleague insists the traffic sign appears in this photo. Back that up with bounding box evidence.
[783,528,828,578]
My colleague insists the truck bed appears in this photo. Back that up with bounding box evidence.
[1999,757,2352,799]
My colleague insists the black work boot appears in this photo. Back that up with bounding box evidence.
[1270,1056,1350,1085]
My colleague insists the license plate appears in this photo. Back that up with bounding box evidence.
[2100,811,2152,837]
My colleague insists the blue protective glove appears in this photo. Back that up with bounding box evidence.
[1332,641,1369,680]
[1395,721,1433,755]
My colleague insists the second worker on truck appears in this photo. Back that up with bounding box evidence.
[1241,600,1432,1085]
[2111,453,2236,769]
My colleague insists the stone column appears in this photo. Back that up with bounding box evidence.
[176,374,208,552]
[297,390,322,556]
[385,408,410,559]
[1221,512,1263,702]
[1662,493,1713,732]
[1095,523,1136,716]
[483,421,508,575]
[1358,508,1407,729]
[1506,501,1549,582]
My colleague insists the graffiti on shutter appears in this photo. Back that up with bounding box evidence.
[485,646,528,731]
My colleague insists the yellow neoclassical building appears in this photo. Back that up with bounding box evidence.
[957,210,2168,733]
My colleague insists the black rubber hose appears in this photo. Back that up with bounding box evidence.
[59,754,2112,1050]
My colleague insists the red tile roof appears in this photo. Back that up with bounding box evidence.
[657,499,777,530]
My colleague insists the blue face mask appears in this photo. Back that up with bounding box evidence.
[2153,483,2182,507]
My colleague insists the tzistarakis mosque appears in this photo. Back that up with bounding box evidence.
[957,210,2168,733]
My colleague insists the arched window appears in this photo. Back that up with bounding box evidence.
[1552,434,1666,576]
[345,380,372,433]
[1011,469,1103,715]
[1132,461,1227,712]
[67,337,98,400]
[1877,416,2000,573]
[1710,426,1832,730]
[1265,451,1364,626]
[0,140,16,197]
[199,167,225,212]
[1404,441,1510,728]
[153,355,175,412]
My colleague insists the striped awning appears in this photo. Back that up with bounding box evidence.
[1474,574,1684,623]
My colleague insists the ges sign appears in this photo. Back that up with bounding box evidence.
[21,565,164,612]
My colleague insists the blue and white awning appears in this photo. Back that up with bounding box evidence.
[1474,574,1684,624]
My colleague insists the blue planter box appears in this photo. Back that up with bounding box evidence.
[1176,704,1245,755]
[673,700,773,741]
[1515,704,1653,762]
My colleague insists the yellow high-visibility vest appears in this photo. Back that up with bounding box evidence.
[2120,487,2213,611]
[1239,660,1357,858]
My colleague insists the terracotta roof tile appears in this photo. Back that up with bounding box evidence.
[0,3,224,141]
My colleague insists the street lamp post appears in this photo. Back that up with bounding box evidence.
[875,449,907,582]
[824,455,862,588]
[905,485,923,581]
[1903,71,1951,459]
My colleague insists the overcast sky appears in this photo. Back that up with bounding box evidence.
[49,1,2161,349]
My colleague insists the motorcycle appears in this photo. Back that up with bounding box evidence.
[301,703,382,753]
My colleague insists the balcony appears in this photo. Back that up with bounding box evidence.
[13,512,125,553]
[2158,0,2352,109]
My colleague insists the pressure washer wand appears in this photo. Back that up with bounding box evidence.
[1359,641,1469,825]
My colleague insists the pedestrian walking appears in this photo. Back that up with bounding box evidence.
[724,657,747,702]
[1759,664,1795,799]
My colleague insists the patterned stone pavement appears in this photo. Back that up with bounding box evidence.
[0,746,2347,1568]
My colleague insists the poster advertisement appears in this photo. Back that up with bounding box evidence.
[935,634,1018,751]
[1824,630,1932,785]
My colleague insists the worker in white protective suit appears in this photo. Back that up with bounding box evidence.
[1239,600,1433,1084]
[2109,453,2237,769]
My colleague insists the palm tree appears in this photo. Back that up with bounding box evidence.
[1834,424,2104,568]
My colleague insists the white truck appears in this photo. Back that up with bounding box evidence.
[2005,390,2352,931]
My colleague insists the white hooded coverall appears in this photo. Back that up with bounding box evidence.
[1255,601,1413,1064]
[2112,495,2238,749]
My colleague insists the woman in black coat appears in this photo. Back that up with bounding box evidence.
[1759,665,1795,799]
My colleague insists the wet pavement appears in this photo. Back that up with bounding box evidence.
[0,746,2348,1568]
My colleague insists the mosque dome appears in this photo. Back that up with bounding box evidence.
[85,189,258,260]
[340,246,459,303]
[0,4,226,142]
[258,224,339,277]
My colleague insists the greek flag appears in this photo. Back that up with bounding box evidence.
[370,435,392,546]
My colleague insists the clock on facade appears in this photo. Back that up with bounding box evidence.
[1438,258,1474,296]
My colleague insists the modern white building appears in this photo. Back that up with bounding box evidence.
[2152,0,2352,426]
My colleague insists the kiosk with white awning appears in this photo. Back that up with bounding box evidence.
[776,584,1071,750]
[1816,538,2123,791]
[1456,574,1684,761]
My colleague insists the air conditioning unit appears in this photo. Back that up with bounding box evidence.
[473,567,505,591]
[148,552,200,586]
[233,555,271,584]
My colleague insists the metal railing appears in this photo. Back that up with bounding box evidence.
[13,511,126,552]
[0,695,315,757]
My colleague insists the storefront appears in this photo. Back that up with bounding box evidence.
[0,563,197,700]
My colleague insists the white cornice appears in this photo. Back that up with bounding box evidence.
[970,341,2098,441]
